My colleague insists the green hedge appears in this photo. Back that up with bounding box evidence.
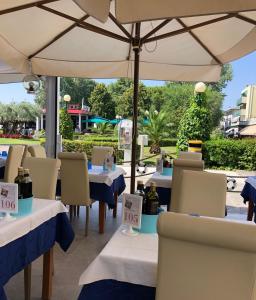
[62,140,123,161]
[148,138,177,147]
[203,139,256,170]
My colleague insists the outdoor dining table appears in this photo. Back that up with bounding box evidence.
[0,198,74,300]
[241,176,256,222]
[57,165,126,234]
[145,170,172,207]
[78,226,157,300]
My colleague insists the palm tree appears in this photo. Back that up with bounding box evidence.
[95,122,112,135]
[143,109,169,154]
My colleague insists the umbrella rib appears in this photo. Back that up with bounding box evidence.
[144,13,236,43]
[141,19,172,42]
[235,14,256,26]
[109,13,132,40]
[126,24,135,60]
[38,5,130,44]
[0,0,59,15]
[28,14,89,59]
[176,18,222,65]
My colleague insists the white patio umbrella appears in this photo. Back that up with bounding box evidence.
[0,0,255,192]
[0,59,25,83]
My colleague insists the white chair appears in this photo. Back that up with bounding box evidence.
[28,145,47,158]
[170,158,204,212]
[178,151,202,160]
[177,170,226,218]
[156,212,256,300]
[23,157,59,200]
[91,146,114,166]
[3,145,24,183]
[58,152,91,236]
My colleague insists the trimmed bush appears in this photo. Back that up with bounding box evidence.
[149,138,177,147]
[203,139,256,170]
[62,140,123,162]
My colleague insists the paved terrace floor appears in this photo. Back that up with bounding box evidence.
[5,166,253,300]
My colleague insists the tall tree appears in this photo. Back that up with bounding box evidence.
[59,109,73,140]
[209,64,233,93]
[88,83,115,119]
[60,77,97,106]
[108,78,133,103]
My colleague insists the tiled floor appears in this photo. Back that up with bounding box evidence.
[4,167,251,300]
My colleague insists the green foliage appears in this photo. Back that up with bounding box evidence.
[88,83,115,119]
[60,77,97,105]
[62,140,123,162]
[209,64,233,93]
[59,109,73,140]
[108,78,133,103]
[177,93,211,151]
[34,80,46,108]
[142,109,169,154]
[115,83,151,118]
[0,101,40,134]
[148,138,177,147]
[94,122,113,135]
[203,139,256,170]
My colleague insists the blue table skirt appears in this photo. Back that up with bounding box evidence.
[241,181,256,221]
[145,186,171,206]
[0,167,5,180]
[0,212,74,300]
[78,280,155,300]
[56,175,126,209]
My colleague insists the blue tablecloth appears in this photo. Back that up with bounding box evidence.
[78,280,155,300]
[241,177,256,222]
[0,212,74,300]
[56,175,126,209]
[145,186,171,206]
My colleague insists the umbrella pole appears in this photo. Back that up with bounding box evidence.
[130,23,141,194]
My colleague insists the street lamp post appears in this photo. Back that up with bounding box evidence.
[63,94,71,110]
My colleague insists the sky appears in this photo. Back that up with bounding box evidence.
[0,51,255,110]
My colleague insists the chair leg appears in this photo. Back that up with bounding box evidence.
[24,264,31,300]
[77,205,80,217]
[85,206,89,236]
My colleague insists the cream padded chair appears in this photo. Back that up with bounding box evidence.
[28,145,47,158]
[178,151,202,160]
[157,212,256,300]
[91,146,114,166]
[178,170,226,217]
[4,145,24,183]
[23,157,59,199]
[58,152,91,236]
[21,145,31,166]
[170,158,204,212]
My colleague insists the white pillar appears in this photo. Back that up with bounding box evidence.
[36,117,39,131]
[79,114,82,132]
[45,77,58,158]
[40,114,44,130]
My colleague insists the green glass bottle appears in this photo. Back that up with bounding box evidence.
[146,182,159,215]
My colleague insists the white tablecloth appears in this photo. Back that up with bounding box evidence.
[245,176,256,190]
[0,198,67,247]
[89,166,126,186]
[0,158,6,168]
[79,226,158,287]
[145,172,172,188]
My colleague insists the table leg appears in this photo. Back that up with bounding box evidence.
[113,192,118,218]
[24,263,31,300]
[99,201,106,234]
[42,247,53,300]
[247,199,254,221]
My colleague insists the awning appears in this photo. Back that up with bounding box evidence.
[240,125,256,136]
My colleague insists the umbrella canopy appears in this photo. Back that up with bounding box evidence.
[83,117,109,124]
[109,119,122,124]
[0,0,255,192]
[0,1,255,82]
[0,59,24,83]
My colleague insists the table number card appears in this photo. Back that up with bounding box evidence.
[0,183,18,214]
[122,193,142,230]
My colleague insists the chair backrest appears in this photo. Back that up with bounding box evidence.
[156,212,256,300]
[178,170,226,217]
[21,145,31,166]
[91,146,114,166]
[170,158,204,212]
[23,157,59,200]
[58,152,90,206]
[28,145,46,158]
[4,145,24,183]
[178,151,202,160]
